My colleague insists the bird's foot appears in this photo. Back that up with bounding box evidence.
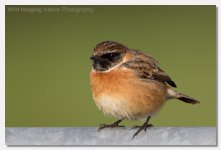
[98,120,125,131]
[132,124,153,129]
[132,123,153,139]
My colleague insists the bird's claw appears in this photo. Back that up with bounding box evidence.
[98,123,125,131]
[132,123,153,139]
[132,124,153,129]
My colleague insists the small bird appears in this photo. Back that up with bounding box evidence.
[89,41,199,138]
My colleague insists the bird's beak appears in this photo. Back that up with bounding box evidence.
[90,56,96,60]
[90,55,101,61]
[90,55,106,62]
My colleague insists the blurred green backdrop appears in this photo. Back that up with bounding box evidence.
[6,5,216,127]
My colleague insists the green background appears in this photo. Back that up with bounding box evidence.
[6,5,216,127]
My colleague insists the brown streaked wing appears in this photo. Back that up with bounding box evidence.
[121,50,177,88]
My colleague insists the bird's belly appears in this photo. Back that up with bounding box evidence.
[90,69,167,120]
[94,95,136,120]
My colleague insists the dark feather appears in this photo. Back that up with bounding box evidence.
[178,95,200,104]
[153,73,177,87]
[121,49,177,87]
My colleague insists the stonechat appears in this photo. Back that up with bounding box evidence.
[89,41,199,138]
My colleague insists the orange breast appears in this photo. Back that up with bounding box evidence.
[90,68,167,120]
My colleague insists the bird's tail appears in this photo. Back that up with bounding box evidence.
[177,93,200,104]
[167,88,200,105]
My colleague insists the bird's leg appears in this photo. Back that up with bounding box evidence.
[132,116,153,139]
[98,119,125,131]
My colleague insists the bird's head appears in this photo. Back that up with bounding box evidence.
[90,41,128,72]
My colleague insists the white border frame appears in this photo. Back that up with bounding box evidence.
[1,0,220,150]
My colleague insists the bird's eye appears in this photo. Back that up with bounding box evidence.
[101,52,121,61]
